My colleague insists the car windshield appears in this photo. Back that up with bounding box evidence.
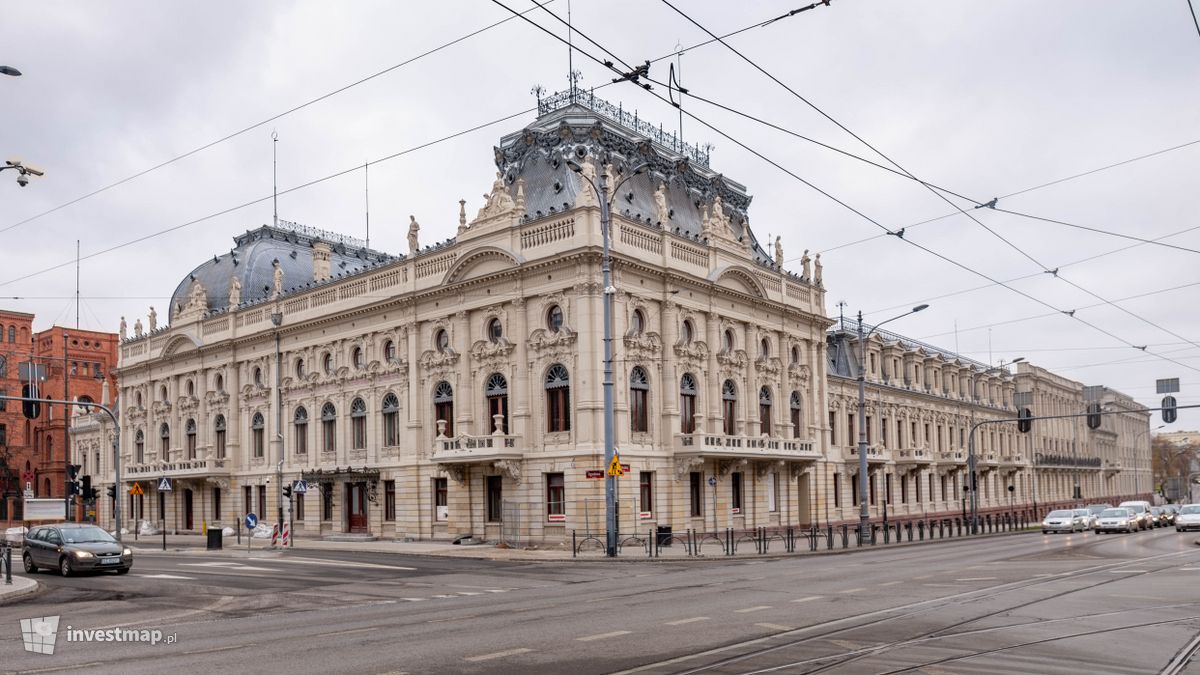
[1074,510,1090,516]
[1100,509,1128,517]
[1047,510,1074,518]
[1180,505,1200,515]
[1120,504,1146,513]
[61,527,116,544]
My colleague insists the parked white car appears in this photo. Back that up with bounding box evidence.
[1176,504,1200,532]
[1042,509,1085,533]
[1095,507,1138,533]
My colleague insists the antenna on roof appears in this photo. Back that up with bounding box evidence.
[567,0,573,99]
[364,159,370,250]
[272,130,279,229]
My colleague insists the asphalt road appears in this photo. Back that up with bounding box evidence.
[3,527,1200,674]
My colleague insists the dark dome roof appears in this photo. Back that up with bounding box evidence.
[170,223,394,317]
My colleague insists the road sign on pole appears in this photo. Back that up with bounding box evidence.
[245,513,258,530]
[129,483,145,496]
[607,454,624,477]
[157,477,173,492]
[293,479,308,494]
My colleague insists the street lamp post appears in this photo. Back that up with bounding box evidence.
[1133,424,1164,499]
[968,357,1023,534]
[568,159,646,557]
[856,305,929,544]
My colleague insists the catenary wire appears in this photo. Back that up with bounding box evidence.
[495,2,1200,376]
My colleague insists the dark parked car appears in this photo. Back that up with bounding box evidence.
[23,524,132,576]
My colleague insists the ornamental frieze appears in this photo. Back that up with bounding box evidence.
[622,332,662,363]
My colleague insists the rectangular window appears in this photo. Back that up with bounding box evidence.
[829,411,837,445]
[869,473,877,506]
[847,413,855,445]
[322,483,334,520]
[486,475,503,522]
[296,493,305,521]
[865,415,872,445]
[243,486,252,517]
[323,419,336,453]
[433,478,447,522]
[900,475,908,504]
[690,472,703,517]
[885,473,893,505]
[639,472,653,515]
[546,473,565,517]
[383,410,399,446]
[681,393,696,434]
[911,422,918,447]
[731,472,743,513]
[215,428,226,459]
[881,418,888,448]
[352,416,366,450]
[295,422,307,456]
[384,480,396,521]
[253,427,264,458]
[0,423,5,446]
[833,472,841,507]
[435,401,454,436]
[257,485,266,520]
[924,423,930,444]
[723,397,736,435]
[631,388,648,433]
[766,472,778,512]
[212,488,221,520]
[546,390,571,433]
[187,432,197,460]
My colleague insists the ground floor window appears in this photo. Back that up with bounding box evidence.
[731,472,743,513]
[257,486,266,521]
[384,480,396,521]
[212,488,221,520]
[546,473,564,518]
[766,472,778,512]
[639,472,653,515]
[833,472,841,508]
[690,472,703,517]
[243,486,252,517]
[433,478,448,522]
[322,483,333,521]
[486,475,503,522]
[296,493,305,521]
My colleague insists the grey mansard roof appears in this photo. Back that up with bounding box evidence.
[495,90,774,266]
[169,223,395,317]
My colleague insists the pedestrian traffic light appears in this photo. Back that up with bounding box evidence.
[1017,407,1033,433]
[106,485,117,500]
[1086,403,1102,430]
[68,464,80,480]
[21,383,40,419]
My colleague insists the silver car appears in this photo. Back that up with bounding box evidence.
[1074,508,1096,529]
[1042,509,1085,533]
[1095,507,1137,533]
[1176,504,1200,532]
[23,524,132,576]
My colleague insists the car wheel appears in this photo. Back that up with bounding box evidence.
[1178,528,1183,532]
[22,553,37,574]
[59,557,72,578]
[1094,530,1101,535]
[1042,530,1049,534]
[115,567,130,575]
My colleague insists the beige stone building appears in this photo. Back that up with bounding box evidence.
[83,88,1152,543]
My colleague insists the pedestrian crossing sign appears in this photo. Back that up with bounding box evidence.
[157,476,173,492]
[607,454,624,477]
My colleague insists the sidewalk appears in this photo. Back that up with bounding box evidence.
[0,575,38,604]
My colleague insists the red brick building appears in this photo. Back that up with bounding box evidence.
[0,312,118,524]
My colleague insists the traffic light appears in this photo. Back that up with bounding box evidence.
[89,487,99,500]
[21,383,40,419]
[282,485,293,500]
[81,475,91,499]
[1086,403,1102,430]
[1017,407,1033,433]
[106,485,117,500]
[1163,395,1178,424]
[67,464,80,480]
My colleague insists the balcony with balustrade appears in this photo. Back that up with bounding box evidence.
[431,434,523,464]
[847,445,891,464]
[126,456,231,479]
[894,448,935,466]
[674,433,822,462]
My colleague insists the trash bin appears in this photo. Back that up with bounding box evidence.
[656,526,672,547]
[206,529,223,550]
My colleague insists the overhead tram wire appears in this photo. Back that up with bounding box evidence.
[493,4,1200,376]
[656,0,1200,356]
[0,2,560,237]
[0,107,535,290]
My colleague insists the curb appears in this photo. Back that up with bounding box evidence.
[0,578,41,605]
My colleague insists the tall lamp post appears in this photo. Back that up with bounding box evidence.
[568,158,647,557]
[968,357,1024,533]
[855,304,929,544]
[1132,424,1164,499]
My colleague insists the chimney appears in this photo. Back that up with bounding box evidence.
[313,241,332,282]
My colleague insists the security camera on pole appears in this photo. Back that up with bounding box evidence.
[855,305,929,545]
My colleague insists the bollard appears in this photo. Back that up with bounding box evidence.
[649,529,654,558]
[918,521,925,540]
[905,522,913,542]
[841,524,849,549]
[940,519,946,539]
[3,545,11,585]
[572,530,577,558]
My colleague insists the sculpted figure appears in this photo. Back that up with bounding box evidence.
[119,316,127,341]
[229,275,242,307]
[147,306,157,331]
[134,318,144,337]
[272,260,284,299]
[801,249,811,279]
[407,215,420,254]
[653,181,669,225]
[814,253,823,286]
[774,236,784,267]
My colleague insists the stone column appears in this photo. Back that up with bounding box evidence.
[706,312,721,434]
[742,321,755,436]
[454,311,472,436]
[660,300,679,445]
[512,297,529,438]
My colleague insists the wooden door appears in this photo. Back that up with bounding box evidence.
[183,489,194,530]
[347,482,368,533]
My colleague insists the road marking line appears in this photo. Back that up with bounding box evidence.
[666,617,709,626]
[792,596,822,603]
[955,577,997,581]
[136,573,195,580]
[275,557,416,571]
[837,588,866,594]
[913,575,932,580]
[578,630,632,641]
[457,591,483,596]
[755,623,793,631]
[400,598,426,602]
[21,662,105,674]
[182,643,256,655]
[735,606,772,613]
[180,562,243,567]
[486,589,509,593]
[878,581,903,587]
[1110,569,1143,573]
[465,648,533,662]
[1179,567,1200,571]
[320,628,375,637]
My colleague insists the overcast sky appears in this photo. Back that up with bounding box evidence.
[1,1,1198,431]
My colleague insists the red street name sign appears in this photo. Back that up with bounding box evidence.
[586,470,605,480]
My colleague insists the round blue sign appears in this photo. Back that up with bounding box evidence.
[245,513,258,529]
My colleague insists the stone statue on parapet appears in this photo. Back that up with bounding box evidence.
[775,236,784,267]
[654,181,669,225]
[272,260,284,299]
[119,316,127,341]
[407,215,420,254]
[134,318,144,338]
[229,275,242,307]
[814,253,823,286]
[148,306,157,331]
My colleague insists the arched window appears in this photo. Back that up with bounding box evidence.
[723,329,735,353]
[0,325,5,342]
[251,412,265,458]
[487,318,503,344]
[159,385,168,402]
[214,374,224,392]
[680,373,697,434]
[185,418,197,459]
[135,429,145,464]
[545,364,571,433]
[722,380,737,436]
[293,407,308,456]
[434,381,454,437]
[323,353,334,375]
[295,358,306,379]
[185,380,195,397]
[7,326,14,343]
[353,347,365,369]
[631,309,646,336]
[485,373,509,434]
[159,422,170,456]
[435,329,450,353]
[547,305,564,333]
[790,391,804,439]
[759,386,773,436]
[253,367,263,387]
[351,397,367,449]
[214,415,227,459]
[383,340,396,362]
[760,338,770,358]
[321,402,337,453]
[681,319,694,344]
[630,367,649,433]
[381,393,400,446]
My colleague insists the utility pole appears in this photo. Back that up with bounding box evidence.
[63,332,70,521]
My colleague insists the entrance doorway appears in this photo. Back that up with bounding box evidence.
[346,482,368,533]
[183,489,194,530]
